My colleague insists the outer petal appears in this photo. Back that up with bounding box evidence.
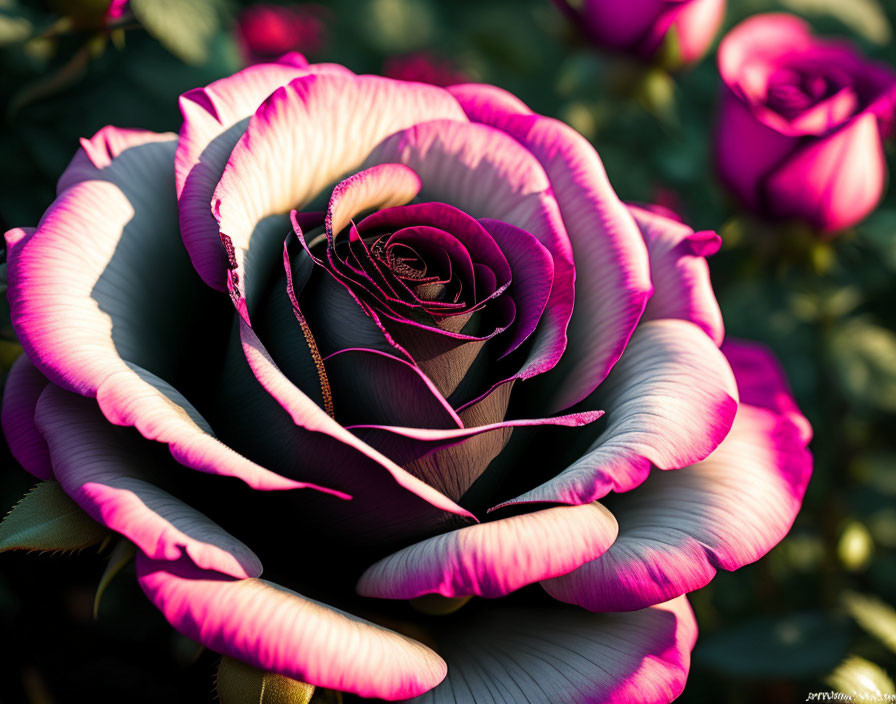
[36,386,262,579]
[5,128,340,497]
[764,112,887,231]
[715,89,799,211]
[497,319,738,508]
[400,596,696,704]
[211,73,467,312]
[630,205,724,345]
[720,338,812,443]
[7,130,184,395]
[175,60,352,289]
[449,84,653,411]
[137,555,447,701]
[357,502,618,599]
[1,352,52,479]
[543,341,812,611]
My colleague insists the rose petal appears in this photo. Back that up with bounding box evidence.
[1,352,52,480]
[7,130,182,395]
[720,338,812,442]
[358,502,618,599]
[353,405,603,501]
[326,163,422,240]
[629,205,724,345]
[449,85,653,410]
[237,318,474,521]
[365,119,573,382]
[542,341,812,611]
[764,112,887,231]
[478,218,554,357]
[211,73,467,313]
[137,555,447,700]
[400,595,696,704]
[36,386,262,579]
[326,348,462,429]
[496,319,738,508]
[175,60,352,289]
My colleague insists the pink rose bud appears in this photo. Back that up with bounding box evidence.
[382,52,469,87]
[236,4,326,65]
[556,0,726,67]
[716,14,896,234]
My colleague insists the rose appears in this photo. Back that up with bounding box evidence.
[1,54,811,702]
[554,0,726,67]
[383,52,469,88]
[716,14,896,233]
[236,4,326,65]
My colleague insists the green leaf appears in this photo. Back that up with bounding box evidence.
[0,481,108,553]
[130,0,222,65]
[93,537,136,619]
[216,656,315,704]
[843,592,896,654]
[781,0,892,45]
[831,317,896,412]
[827,655,896,698]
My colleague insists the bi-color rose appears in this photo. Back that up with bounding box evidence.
[2,52,811,702]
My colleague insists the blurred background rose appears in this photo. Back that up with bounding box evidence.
[716,13,896,235]
[1,0,896,702]
[235,3,327,63]
[555,0,727,69]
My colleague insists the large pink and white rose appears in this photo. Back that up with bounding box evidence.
[1,54,811,702]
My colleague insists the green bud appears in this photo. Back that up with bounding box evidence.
[216,656,315,704]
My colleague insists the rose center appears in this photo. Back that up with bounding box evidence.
[766,66,851,119]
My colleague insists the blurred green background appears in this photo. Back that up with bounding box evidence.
[1,0,896,702]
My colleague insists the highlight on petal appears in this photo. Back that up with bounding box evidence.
[402,596,696,704]
[6,130,184,396]
[542,340,812,612]
[1,353,52,480]
[763,112,887,232]
[175,60,352,289]
[35,385,262,579]
[497,319,738,508]
[137,555,447,701]
[449,84,653,410]
[6,128,345,499]
[357,502,618,599]
[326,163,422,238]
[629,204,724,345]
[211,73,467,312]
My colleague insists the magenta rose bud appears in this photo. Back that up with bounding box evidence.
[716,13,896,234]
[556,0,726,67]
[383,52,469,87]
[2,54,811,701]
[236,4,325,65]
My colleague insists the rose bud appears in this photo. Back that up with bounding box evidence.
[383,52,469,87]
[555,0,726,68]
[716,13,896,234]
[2,55,811,701]
[236,4,326,65]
